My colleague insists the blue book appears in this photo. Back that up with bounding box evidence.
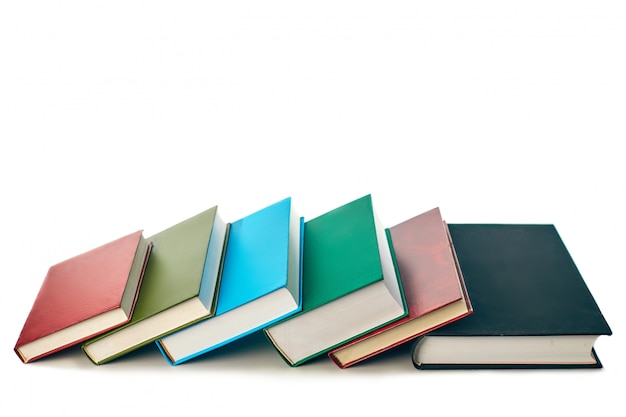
[156,197,304,365]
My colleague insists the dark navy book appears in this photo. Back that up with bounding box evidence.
[412,224,612,369]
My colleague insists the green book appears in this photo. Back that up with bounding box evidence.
[264,194,407,366]
[82,206,229,364]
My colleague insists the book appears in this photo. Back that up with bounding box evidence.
[328,207,473,368]
[411,224,612,369]
[14,230,152,363]
[263,194,407,366]
[81,206,228,364]
[156,197,303,365]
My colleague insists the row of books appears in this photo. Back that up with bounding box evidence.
[14,194,612,369]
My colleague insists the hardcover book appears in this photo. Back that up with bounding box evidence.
[15,230,152,363]
[264,194,407,366]
[82,206,228,365]
[328,207,473,368]
[157,197,303,365]
[411,224,612,369]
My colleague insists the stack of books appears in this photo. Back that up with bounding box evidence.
[14,194,612,370]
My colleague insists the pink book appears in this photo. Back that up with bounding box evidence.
[328,207,473,368]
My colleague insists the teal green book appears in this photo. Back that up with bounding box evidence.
[156,197,303,365]
[264,194,407,366]
[81,206,229,365]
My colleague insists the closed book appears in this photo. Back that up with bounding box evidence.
[15,230,151,363]
[82,206,228,365]
[264,194,407,366]
[156,197,303,365]
[412,224,612,369]
[328,207,473,368]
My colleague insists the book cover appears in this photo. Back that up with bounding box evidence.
[156,197,304,365]
[263,194,407,366]
[412,224,612,369]
[328,207,473,368]
[15,230,151,363]
[81,206,228,365]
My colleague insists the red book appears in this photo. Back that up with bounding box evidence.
[328,207,473,368]
[14,230,152,363]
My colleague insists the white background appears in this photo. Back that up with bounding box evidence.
[1,1,624,416]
